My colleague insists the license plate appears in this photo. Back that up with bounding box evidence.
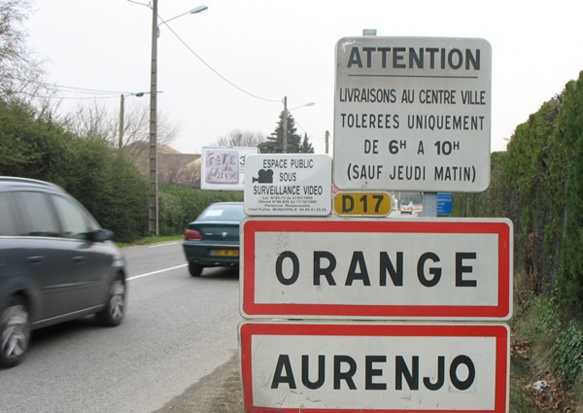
[211,249,239,257]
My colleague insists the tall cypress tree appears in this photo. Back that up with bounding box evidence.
[259,110,302,153]
[299,133,314,153]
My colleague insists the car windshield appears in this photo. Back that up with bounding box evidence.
[198,204,245,222]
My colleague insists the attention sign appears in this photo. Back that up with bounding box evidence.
[333,36,492,192]
[240,322,510,412]
[240,217,513,320]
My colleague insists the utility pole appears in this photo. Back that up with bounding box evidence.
[325,130,330,154]
[141,1,206,236]
[118,94,125,149]
[282,96,288,153]
[148,0,159,235]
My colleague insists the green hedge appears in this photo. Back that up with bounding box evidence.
[453,71,583,393]
[454,71,583,316]
[159,185,243,236]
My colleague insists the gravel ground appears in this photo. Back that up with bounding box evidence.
[152,353,243,413]
[152,347,582,413]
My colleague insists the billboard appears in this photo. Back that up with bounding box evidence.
[201,146,257,190]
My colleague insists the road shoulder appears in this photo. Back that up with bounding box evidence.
[152,352,243,413]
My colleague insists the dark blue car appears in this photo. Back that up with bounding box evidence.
[182,202,245,277]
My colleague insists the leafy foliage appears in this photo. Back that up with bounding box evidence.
[0,98,149,242]
[552,319,583,384]
[454,70,583,398]
[454,72,583,315]
[0,98,245,242]
[557,78,583,312]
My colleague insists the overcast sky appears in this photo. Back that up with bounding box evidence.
[28,0,583,155]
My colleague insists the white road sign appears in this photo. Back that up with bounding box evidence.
[240,322,510,412]
[333,36,492,192]
[240,217,513,320]
[244,154,332,216]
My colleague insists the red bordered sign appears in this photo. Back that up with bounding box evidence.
[241,217,512,320]
[240,322,510,413]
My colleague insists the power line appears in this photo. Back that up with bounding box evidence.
[21,80,149,101]
[162,23,280,104]
[40,94,120,100]
[160,14,328,139]
[37,4,281,105]
[294,118,325,140]
[46,84,140,97]
[126,1,277,103]
[32,4,319,136]
[47,84,126,95]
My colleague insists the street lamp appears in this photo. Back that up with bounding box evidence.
[119,92,145,149]
[158,5,208,28]
[149,2,208,235]
[282,96,315,153]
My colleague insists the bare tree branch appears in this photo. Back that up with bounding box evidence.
[0,0,46,100]
[212,129,265,148]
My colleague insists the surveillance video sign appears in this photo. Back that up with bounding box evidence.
[244,154,332,216]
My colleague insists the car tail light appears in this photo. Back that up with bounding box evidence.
[184,228,202,240]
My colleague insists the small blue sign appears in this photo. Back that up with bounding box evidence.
[437,193,453,215]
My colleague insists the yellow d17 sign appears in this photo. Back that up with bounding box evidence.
[333,191,392,216]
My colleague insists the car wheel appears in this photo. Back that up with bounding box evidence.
[189,262,203,277]
[0,296,30,368]
[96,276,125,327]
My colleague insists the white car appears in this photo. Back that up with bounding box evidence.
[400,203,413,214]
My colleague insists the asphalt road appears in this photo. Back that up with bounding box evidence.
[0,241,242,413]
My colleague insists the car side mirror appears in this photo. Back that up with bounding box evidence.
[90,229,114,242]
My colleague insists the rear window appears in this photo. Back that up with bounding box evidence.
[198,204,245,222]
